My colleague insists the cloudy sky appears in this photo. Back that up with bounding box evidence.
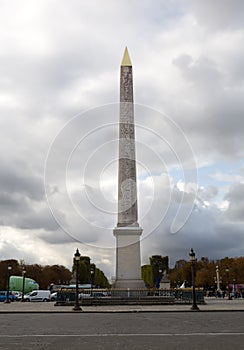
[0,0,244,279]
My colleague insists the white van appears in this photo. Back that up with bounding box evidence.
[24,290,50,302]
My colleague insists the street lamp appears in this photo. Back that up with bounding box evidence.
[90,265,95,297]
[73,248,82,311]
[21,265,26,302]
[159,267,162,277]
[189,248,199,311]
[215,266,222,296]
[225,266,230,300]
[5,264,12,303]
[158,267,163,289]
[232,278,236,298]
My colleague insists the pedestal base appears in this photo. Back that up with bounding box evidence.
[113,226,144,289]
[114,279,145,289]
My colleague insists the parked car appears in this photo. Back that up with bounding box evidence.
[11,291,22,301]
[50,292,57,301]
[79,291,107,299]
[24,290,50,302]
[0,291,15,302]
[79,292,91,300]
[92,292,107,297]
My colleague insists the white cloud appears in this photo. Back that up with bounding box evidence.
[211,172,244,183]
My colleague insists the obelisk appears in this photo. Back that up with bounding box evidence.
[113,47,144,289]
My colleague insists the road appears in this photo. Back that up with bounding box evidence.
[0,312,243,349]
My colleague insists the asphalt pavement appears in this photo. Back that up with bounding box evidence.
[0,308,243,350]
[0,297,243,313]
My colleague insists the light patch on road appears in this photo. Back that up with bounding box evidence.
[1,333,244,337]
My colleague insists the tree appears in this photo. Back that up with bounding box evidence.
[141,265,154,287]
[42,265,72,288]
[0,259,20,290]
[141,255,169,287]
[169,259,191,288]
[169,256,244,289]
[72,256,110,288]
[93,267,110,288]
[26,264,43,287]
[0,260,72,290]
[74,256,91,284]
[26,264,72,289]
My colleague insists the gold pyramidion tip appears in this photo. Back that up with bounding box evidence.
[121,47,132,66]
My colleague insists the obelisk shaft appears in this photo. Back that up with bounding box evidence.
[113,48,144,289]
[117,47,138,227]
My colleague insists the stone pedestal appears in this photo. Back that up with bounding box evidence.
[113,226,145,289]
[159,280,171,289]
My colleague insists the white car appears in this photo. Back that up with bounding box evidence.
[50,292,57,301]
[24,290,50,302]
[79,292,91,299]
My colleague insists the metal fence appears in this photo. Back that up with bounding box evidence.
[55,288,205,306]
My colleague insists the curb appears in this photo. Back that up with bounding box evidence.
[0,309,244,314]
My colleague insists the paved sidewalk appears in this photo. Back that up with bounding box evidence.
[0,298,243,313]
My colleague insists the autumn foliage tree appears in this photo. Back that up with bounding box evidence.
[0,259,20,290]
[0,260,72,290]
[169,256,244,289]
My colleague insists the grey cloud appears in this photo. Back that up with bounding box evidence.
[173,54,222,88]
[172,52,244,160]
[0,162,44,201]
[0,194,59,232]
[0,159,59,232]
[0,192,26,209]
[37,229,76,245]
[182,0,244,30]
[15,208,59,231]
[142,202,244,267]
[224,183,244,221]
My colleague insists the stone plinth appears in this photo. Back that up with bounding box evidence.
[113,226,145,289]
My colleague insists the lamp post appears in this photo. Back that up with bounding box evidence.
[90,266,95,297]
[158,267,162,289]
[232,278,236,298]
[5,264,12,303]
[21,265,26,302]
[189,248,199,311]
[215,266,222,296]
[225,266,230,300]
[73,248,81,311]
